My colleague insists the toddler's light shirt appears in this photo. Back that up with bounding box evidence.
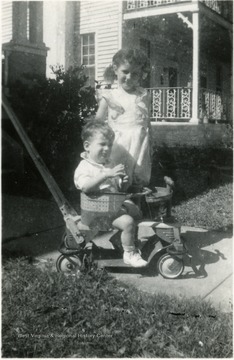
[74,152,119,192]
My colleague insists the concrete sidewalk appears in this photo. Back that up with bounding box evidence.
[2,194,233,313]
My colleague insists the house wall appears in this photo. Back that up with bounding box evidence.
[43,1,66,77]
[222,65,231,95]
[2,0,12,43]
[151,123,232,148]
[122,18,231,97]
[43,1,122,80]
[207,60,216,90]
[204,57,232,118]
[79,0,121,81]
[122,20,192,88]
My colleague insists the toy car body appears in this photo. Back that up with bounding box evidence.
[57,180,187,279]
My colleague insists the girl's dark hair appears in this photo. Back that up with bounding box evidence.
[112,48,150,73]
[103,64,117,84]
[81,120,115,143]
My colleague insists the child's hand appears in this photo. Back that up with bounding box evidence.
[118,174,129,192]
[104,164,126,178]
[122,174,129,183]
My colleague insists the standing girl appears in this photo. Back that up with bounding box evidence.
[95,48,152,190]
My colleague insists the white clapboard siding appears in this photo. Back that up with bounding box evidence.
[1,1,30,44]
[2,1,12,44]
[80,0,120,81]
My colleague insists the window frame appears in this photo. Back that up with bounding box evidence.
[81,32,95,85]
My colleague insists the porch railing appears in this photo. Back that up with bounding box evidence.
[199,88,230,122]
[126,0,189,11]
[148,87,192,121]
[148,87,230,122]
[96,84,230,122]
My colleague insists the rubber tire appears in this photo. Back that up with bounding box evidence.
[56,254,82,274]
[157,253,184,279]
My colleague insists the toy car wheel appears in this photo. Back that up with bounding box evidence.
[157,253,184,279]
[56,254,82,274]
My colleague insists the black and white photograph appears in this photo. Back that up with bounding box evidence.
[1,0,233,357]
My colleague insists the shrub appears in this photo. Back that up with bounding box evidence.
[151,146,233,203]
[7,65,97,191]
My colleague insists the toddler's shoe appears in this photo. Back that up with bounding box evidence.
[123,250,147,268]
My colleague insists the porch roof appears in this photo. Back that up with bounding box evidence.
[124,1,199,20]
[124,0,232,31]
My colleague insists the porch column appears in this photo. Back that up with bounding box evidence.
[29,2,44,45]
[118,1,123,49]
[12,2,28,43]
[65,2,79,68]
[190,10,199,123]
[2,1,48,88]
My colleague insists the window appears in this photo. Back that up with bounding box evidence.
[81,33,95,86]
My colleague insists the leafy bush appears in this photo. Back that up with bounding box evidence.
[2,259,232,358]
[151,146,233,203]
[7,65,97,190]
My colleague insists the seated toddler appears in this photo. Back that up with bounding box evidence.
[74,120,147,268]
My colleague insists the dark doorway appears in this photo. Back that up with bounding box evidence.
[169,67,177,87]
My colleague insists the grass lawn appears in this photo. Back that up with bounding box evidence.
[173,182,233,231]
[2,259,232,358]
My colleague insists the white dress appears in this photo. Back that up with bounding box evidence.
[102,86,151,187]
